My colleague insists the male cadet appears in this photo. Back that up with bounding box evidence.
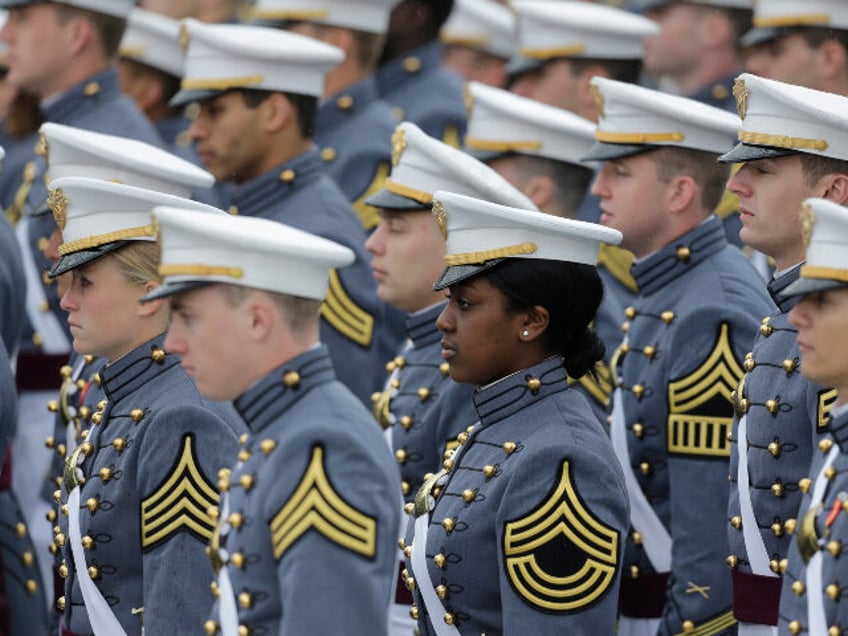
[440,0,514,88]
[251,0,398,232]
[175,19,402,405]
[633,0,753,112]
[364,120,536,633]
[586,76,773,635]
[462,80,629,423]
[375,0,467,145]
[146,208,399,635]
[742,0,848,96]
[720,74,846,635]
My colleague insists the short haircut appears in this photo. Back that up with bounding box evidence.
[799,153,848,188]
[507,154,594,219]
[239,89,317,139]
[712,7,753,48]
[645,146,731,213]
[54,4,127,59]
[797,26,848,52]
[222,284,322,334]
[569,57,643,86]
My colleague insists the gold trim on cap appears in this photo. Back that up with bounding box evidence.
[753,14,831,28]
[519,44,586,60]
[384,180,433,205]
[464,137,543,152]
[251,8,329,19]
[119,46,147,58]
[181,75,265,91]
[445,242,538,266]
[799,265,848,283]
[58,224,157,256]
[738,130,828,152]
[594,130,685,144]
[158,264,244,279]
[441,35,490,48]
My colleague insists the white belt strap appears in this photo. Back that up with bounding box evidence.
[806,444,840,635]
[63,357,87,452]
[16,217,69,354]
[216,492,240,636]
[737,414,776,577]
[610,385,672,572]
[68,486,127,636]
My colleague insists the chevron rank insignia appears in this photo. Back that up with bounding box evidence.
[667,323,743,458]
[673,610,736,636]
[503,460,619,612]
[321,269,374,348]
[270,445,376,560]
[141,434,219,550]
[819,388,838,430]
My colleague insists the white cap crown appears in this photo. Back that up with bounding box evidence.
[251,0,395,34]
[441,0,516,59]
[120,8,184,78]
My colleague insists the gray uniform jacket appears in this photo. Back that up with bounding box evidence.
[314,77,396,232]
[375,41,467,145]
[612,215,774,634]
[227,149,404,405]
[727,264,836,626]
[405,355,629,634]
[57,334,243,635]
[778,409,848,636]
[0,215,24,354]
[208,345,400,635]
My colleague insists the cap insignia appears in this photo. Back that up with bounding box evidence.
[432,200,448,241]
[48,188,68,231]
[179,23,190,54]
[733,78,748,120]
[800,202,815,247]
[589,84,605,120]
[391,128,407,167]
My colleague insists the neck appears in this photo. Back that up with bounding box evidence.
[323,60,369,99]
[669,52,737,96]
[41,58,111,102]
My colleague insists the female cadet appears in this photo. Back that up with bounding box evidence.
[402,190,629,634]
[48,176,242,636]
[776,197,848,635]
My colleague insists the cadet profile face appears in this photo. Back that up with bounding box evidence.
[165,284,255,401]
[436,276,528,385]
[789,287,848,396]
[725,156,811,269]
[59,255,152,363]
[743,35,820,89]
[0,4,79,98]
[510,59,583,117]
[364,209,446,313]
[590,152,669,258]
[642,3,704,78]
[187,92,269,184]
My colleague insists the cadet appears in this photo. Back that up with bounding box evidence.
[364,120,536,632]
[586,76,774,634]
[175,19,400,405]
[721,74,847,634]
[402,190,628,634]
[776,198,848,636]
[741,0,848,96]
[146,208,400,635]
[375,0,466,144]
[440,0,514,88]
[633,0,753,112]
[251,0,398,232]
[463,81,633,420]
[49,176,241,635]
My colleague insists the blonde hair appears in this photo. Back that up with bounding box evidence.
[110,241,162,286]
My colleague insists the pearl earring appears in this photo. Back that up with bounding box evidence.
[522,330,529,337]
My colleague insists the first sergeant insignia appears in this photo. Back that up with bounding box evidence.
[503,460,619,612]
[733,78,749,120]
[270,445,376,559]
[140,434,219,549]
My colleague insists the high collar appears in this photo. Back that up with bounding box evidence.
[233,345,336,433]
[405,301,445,349]
[316,77,380,132]
[375,41,444,94]
[230,148,322,217]
[631,215,727,295]
[767,262,804,313]
[43,68,121,124]
[100,333,178,405]
[472,356,568,428]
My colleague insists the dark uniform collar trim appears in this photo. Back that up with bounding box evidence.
[631,215,727,296]
[316,77,379,131]
[375,41,444,92]
[43,68,119,124]
[767,262,804,314]
[100,333,178,405]
[234,345,336,433]
[472,356,568,427]
[828,410,848,453]
[230,149,323,217]
[689,70,737,109]
[405,301,446,348]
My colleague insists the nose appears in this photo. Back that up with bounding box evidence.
[725,165,751,198]
[364,220,386,256]
[787,299,810,330]
[590,168,608,199]
[163,322,186,355]
[59,278,77,313]
[436,300,453,332]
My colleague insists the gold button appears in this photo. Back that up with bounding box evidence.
[238,449,251,462]
[88,565,100,579]
[436,584,448,599]
[239,474,255,491]
[799,478,812,494]
[779,558,788,573]
[660,311,675,324]
[320,147,336,162]
[642,346,656,359]
[771,482,785,497]
[57,596,66,611]
[21,551,33,567]
[433,553,446,568]
[681,621,694,633]
[83,82,100,96]
[443,458,454,471]
[503,441,516,454]
[632,531,643,545]
[39,300,49,312]
[444,612,455,625]
[760,323,774,337]
[457,432,469,445]
[336,95,354,109]
[280,169,296,183]
[771,522,783,537]
[55,533,66,547]
[768,441,781,457]
[442,518,455,533]
[439,362,449,375]
[86,498,99,513]
[207,506,219,521]
[792,580,805,596]
[260,439,276,455]
[228,205,239,215]
[395,449,408,464]
[821,438,835,453]
[633,423,645,439]
[417,387,431,402]
[462,489,475,503]
[239,433,248,446]
[403,56,422,72]
[390,378,400,389]
[47,400,58,414]
[404,502,415,516]
[744,357,756,372]
[826,465,837,480]
[726,555,738,569]
[82,536,94,549]
[228,512,244,529]
[58,563,68,578]
[409,606,419,620]
[79,406,92,420]
[630,564,640,578]
[765,399,779,413]
[99,467,113,482]
[400,415,413,430]
[113,438,127,451]
[151,348,166,363]
[204,620,218,635]
[210,581,220,598]
[45,436,55,448]
[46,509,57,522]
[80,442,94,456]
[283,371,300,387]
[826,583,840,600]
[238,625,250,636]
[401,481,410,495]
[632,384,645,399]
[730,516,742,529]
[230,552,245,568]
[38,237,49,252]
[624,306,636,319]
[238,592,253,608]
[130,408,144,422]
[639,462,651,475]
[482,464,496,479]
[828,540,841,557]
[676,247,691,261]
[829,626,843,636]
[782,358,797,373]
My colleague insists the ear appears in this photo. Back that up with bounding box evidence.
[665,174,698,215]
[523,175,557,212]
[820,173,848,205]
[245,295,276,343]
[64,14,93,58]
[137,283,164,317]
[519,305,550,342]
[262,92,293,133]
[816,38,846,81]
